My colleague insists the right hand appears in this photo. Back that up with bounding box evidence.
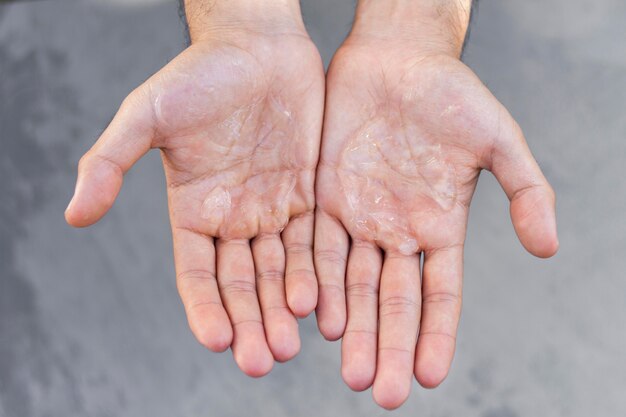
[65,3,325,377]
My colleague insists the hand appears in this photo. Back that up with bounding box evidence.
[314,10,558,408]
[65,4,325,377]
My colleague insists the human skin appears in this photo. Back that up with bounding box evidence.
[65,0,325,377]
[314,0,559,409]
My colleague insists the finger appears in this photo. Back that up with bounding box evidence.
[251,233,300,363]
[65,87,155,227]
[314,209,349,341]
[173,228,232,353]
[282,211,318,318]
[489,113,558,258]
[414,245,463,389]
[341,240,382,392]
[372,253,421,410]
[217,239,273,377]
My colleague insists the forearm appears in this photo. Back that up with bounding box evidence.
[182,0,305,42]
[351,0,473,57]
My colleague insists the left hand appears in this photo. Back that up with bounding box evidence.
[314,30,558,409]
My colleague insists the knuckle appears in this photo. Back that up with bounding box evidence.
[351,239,378,252]
[419,330,457,341]
[220,279,257,296]
[176,269,218,296]
[253,233,279,245]
[349,262,379,278]
[377,346,413,356]
[343,328,377,336]
[81,152,123,177]
[256,269,284,283]
[318,282,344,294]
[379,296,421,318]
[422,291,461,307]
[346,282,378,299]
[263,305,291,314]
[315,249,347,266]
[231,319,263,328]
[188,300,220,313]
[285,242,311,255]
[511,183,537,202]
[286,267,316,282]
[177,269,217,283]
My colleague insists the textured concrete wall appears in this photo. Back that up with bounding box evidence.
[0,1,624,416]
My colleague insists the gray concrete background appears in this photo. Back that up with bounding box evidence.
[0,1,624,416]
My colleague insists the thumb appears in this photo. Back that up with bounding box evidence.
[65,86,155,227]
[488,109,559,258]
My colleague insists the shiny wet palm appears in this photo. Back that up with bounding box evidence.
[319,53,511,253]
[315,44,557,409]
[66,35,325,376]
[325,101,478,255]
[155,42,317,238]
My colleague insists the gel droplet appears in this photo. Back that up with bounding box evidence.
[201,186,232,222]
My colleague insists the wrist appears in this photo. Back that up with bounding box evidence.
[184,0,306,42]
[349,0,472,57]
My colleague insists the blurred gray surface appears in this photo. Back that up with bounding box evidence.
[0,1,624,416]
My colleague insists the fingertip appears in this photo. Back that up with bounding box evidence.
[193,321,233,353]
[343,376,373,393]
[415,372,446,390]
[511,186,559,259]
[342,361,375,392]
[66,160,123,227]
[266,319,301,363]
[315,306,346,341]
[272,343,300,363]
[287,280,318,318]
[372,377,411,410]
[530,235,559,259]
[341,333,377,391]
[234,342,274,378]
[64,195,75,220]
[190,308,233,353]
[64,190,89,227]
[64,203,81,227]
[64,199,98,228]
[414,358,450,389]
[271,336,301,363]
[229,320,275,378]
[317,320,344,341]
[199,334,232,354]
[414,335,454,388]
[515,214,559,259]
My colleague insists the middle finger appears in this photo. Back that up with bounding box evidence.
[372,252,422,410]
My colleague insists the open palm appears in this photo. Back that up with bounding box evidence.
[315,42,558,408]
[66,33,325,377]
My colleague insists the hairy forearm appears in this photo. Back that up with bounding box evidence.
[351,0,473,57]
[182,0,305,42]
